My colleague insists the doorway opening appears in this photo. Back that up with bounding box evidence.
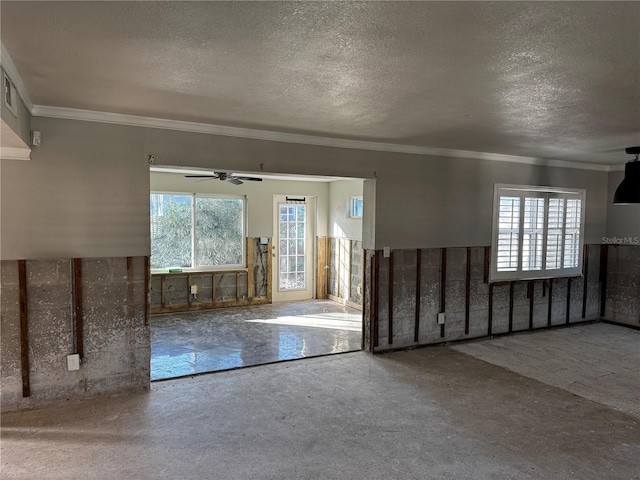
[147,167,369,380]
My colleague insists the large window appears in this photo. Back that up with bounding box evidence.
[150,193,245,270]
[491,185,585,282]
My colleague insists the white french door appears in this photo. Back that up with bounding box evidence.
[272,195,315,302]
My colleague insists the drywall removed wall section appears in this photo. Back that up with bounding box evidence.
[150,171,330,238]
[0,257,150,409]
[364,245,602,352]
[604,245,640,327]
[327,238,363,309]
[149,238,271,313]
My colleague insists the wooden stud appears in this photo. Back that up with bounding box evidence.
[161,274,167,310]
[600,244,608,318]
[316,237,325,299]
[440,248,447,338]
[144,256,150,325]
[267,239,273,302]
[484,246,491,284]
[247,238,255,299]
[547,279,553,327]
[362,250,367,350]
[465,247,471,335]
[488,283,494,336]
[528,280,534,330]
[18,260,30,398]
[373,251,380,348]
[388,250,394,345]
[566,278,572,325]
[127,257,135,316]
[582,244,589,319]
[73,258,84,360]
[508,282,514,333]
[414,249,422,343]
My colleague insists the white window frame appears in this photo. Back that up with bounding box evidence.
[490,184,586,282]
[349,196,363,218]
[150,191,247,273]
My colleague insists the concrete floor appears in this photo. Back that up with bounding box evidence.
[151,300,362,380]
[452,323,640,417]
[2,323,638,479]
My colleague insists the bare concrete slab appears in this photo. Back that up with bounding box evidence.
[452,323,640,417]
[2,344,638,479]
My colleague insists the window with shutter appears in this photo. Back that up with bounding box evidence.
[491,185,585,282]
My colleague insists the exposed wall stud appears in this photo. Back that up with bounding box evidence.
[73,258,84,360]
[528,280,534,330]
[508,282,514,332]
[414,249,422,342]
[440,248,447,338]
[566,278,572,324]
[582,244,589,319]
[465,247,471,335]
[388,250,394,345]
[547,279,554,327]
[18,260,30,398]
[488,283,494,336]
[373,251,380,348]
[247,238,255,299]
[144,256,150,325]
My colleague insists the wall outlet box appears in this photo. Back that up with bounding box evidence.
[437,313,446,325]
[383,246,391,258]
[190,285,198,294]
[259,237,269,245]
[67,354,80,371]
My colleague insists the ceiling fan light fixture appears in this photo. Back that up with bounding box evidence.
[613,147,640,205]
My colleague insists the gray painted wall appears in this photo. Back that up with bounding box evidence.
[328,179,364,240]
[1,117,150,260]
[606,170,640,241]
[1,117,609,261]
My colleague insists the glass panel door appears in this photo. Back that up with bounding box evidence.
[278,204,306,290]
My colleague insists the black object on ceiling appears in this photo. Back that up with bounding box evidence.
[613,147,640,205]
[185,172,263,185]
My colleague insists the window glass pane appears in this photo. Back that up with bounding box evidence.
[195,197,243,266]
[279,204,306,290]
[351,197,363,217]
[150,194,193,269]
[497,196,520,271]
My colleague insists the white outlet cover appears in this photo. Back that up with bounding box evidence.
[383,246,391,258]
[437,313,446,325]
[67,354,80,371]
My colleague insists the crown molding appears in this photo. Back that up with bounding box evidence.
[0,147,31,161]
[0,42,33,111]
[32,105,613,172]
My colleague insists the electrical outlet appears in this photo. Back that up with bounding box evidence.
[190,285,198,294]
[437,312,446,325]
[259,237,269,245]
[383,246,391,258]
[67,354,80,371]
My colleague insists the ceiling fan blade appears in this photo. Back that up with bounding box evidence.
[227,178,243,185]
[234,176,263,182]
[185,175,218,178]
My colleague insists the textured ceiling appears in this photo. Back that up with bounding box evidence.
[1,1,639,164]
